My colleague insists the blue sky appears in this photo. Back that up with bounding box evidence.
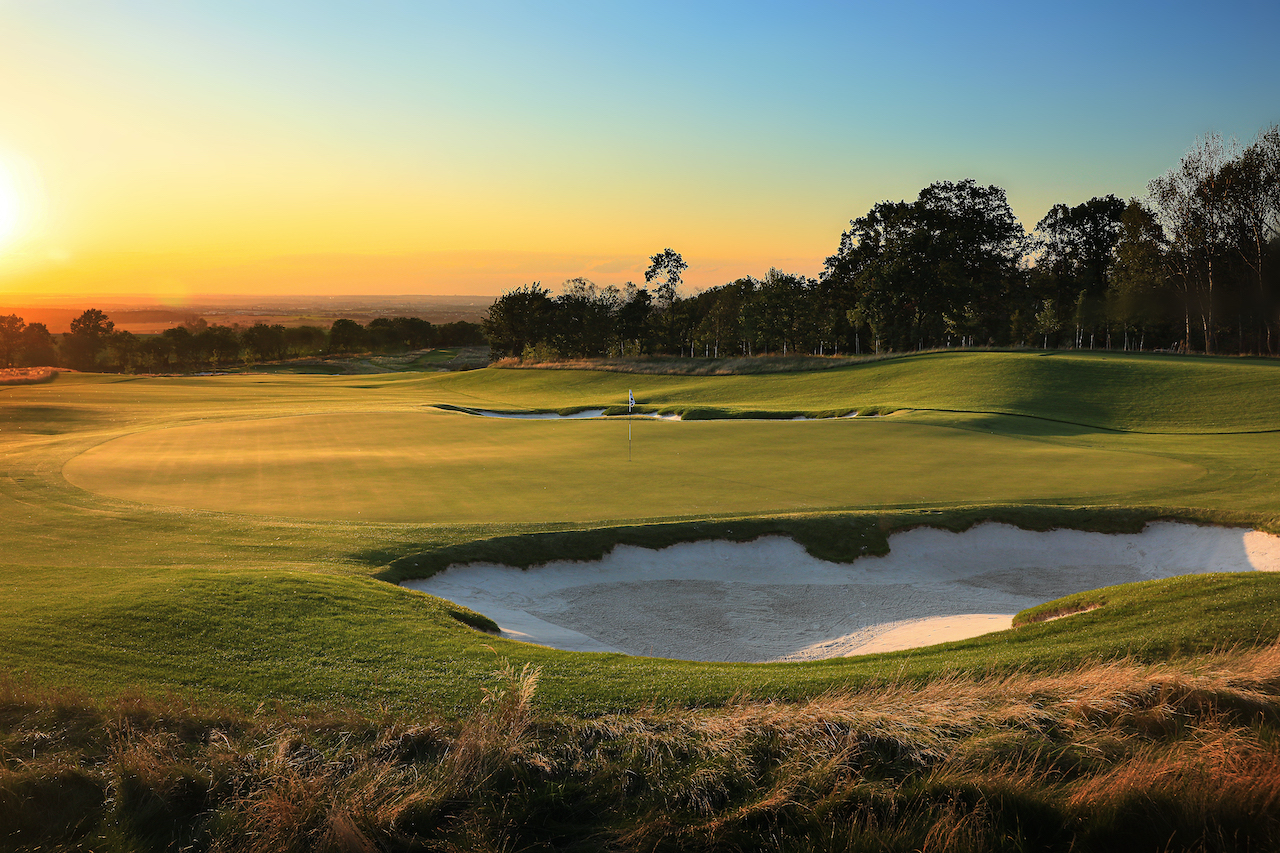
[0,0,1276,295]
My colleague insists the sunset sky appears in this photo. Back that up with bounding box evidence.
[0,1,1277,300]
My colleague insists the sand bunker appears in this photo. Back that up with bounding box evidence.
[402,522,1280,662]
[451,407,681,421]
[454,407,873,421]
[469,408,606,419]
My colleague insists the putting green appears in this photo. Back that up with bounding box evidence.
[62,410,1203,523]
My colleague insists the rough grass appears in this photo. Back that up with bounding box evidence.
[0,366,59,385]
[5,645,1280,851]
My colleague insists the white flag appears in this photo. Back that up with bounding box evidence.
[628,389,634,412]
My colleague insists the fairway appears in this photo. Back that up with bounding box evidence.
[62,410,1203,522]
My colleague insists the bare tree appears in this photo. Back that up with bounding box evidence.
[1149,133,1237,352]
[644,248,687,309]
[1220,125,1280,352]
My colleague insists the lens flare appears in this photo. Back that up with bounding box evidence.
[0,160,19,251]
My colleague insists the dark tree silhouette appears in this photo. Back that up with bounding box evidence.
[64,309,115,370]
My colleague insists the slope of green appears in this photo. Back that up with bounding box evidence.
[425,350,1280,433]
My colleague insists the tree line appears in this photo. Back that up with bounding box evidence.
[0,310,485,372]
[485,126,1280,359]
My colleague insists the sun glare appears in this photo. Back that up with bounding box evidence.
[0,160,20,251]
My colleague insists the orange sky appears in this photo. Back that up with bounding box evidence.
[1,3,1275,302]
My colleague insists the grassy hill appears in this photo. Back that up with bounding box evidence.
[426,350,1280,432]
[0,350,1278,714]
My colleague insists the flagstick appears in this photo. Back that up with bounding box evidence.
[628,416,632,462]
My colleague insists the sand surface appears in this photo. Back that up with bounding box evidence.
[462,408,681,421]
[402,523,1280,662]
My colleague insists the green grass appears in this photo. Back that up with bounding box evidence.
[2,558,1278,716]
[431,349,1280,433]
[4,351,1280,716]
[62,411,1200,523]
[409,347,457,364]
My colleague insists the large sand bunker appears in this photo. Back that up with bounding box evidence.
[403,523,1280,662]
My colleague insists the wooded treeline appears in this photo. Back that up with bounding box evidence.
[485,126,1280,359]
[0,311,485,372]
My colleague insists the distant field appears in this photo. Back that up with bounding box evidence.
[3,350,1280,714]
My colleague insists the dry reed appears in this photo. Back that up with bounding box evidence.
[5,648,1280,850]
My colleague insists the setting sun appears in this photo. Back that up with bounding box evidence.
[0,159,19,251]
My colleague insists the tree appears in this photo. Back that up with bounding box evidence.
[1035,195,1126,297]
[1033,298,1061,349]
[551,278,619,358]
[1032,195,1125,349]
[0,314,25,368]
[644,248,687,309]
[691,280,747,358]
[69,308,115,338]
[1149,134,1235,352]
[108,331,141,373]
[242,323,288,362]
[366,317,435,352]
[139,335,173,372]
[482,284,554,359]
[614,284,652,356]
[161,326,199,371]
[195,325,242,367]
[17,323,56,367]
[327,318,366,354]
[1219,125,1280,352]
[64,309,115,370]
[742,269,811,354]
[822,180,1028,351]
[284,326,328,358]
[434,321,485,347]
[1111,199,1173,350]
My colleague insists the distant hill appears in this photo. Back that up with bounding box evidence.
[0,294,495,333]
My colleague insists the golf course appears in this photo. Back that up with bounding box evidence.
[6,349,1280,849]
[5,348,1280,705]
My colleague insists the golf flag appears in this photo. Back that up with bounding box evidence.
[628,389,634,412]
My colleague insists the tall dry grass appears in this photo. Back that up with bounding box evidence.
[0,366,59,385]
[4,648,1280,850]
